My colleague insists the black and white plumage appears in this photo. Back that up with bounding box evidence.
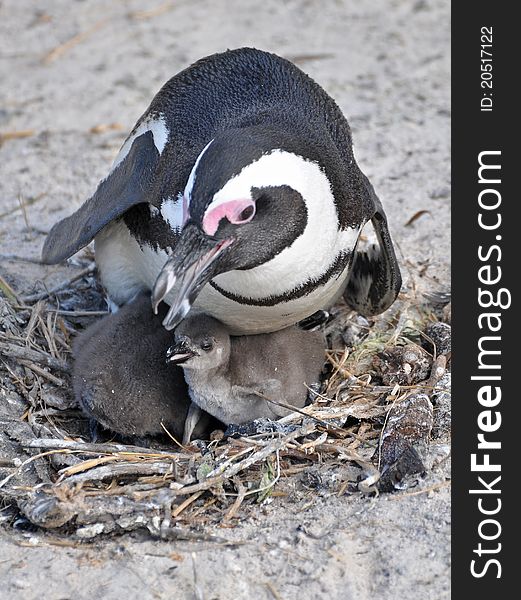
[72,294,211,442]
[167,312,325,425]
[42,48,401,334]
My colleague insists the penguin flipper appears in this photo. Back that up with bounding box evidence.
[344,183,402,316]
[41,131,159,264]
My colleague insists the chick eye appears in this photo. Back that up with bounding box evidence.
[200,340,213,352]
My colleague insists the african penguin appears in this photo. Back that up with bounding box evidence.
[42,47,401,335]
[167,312,325,425]
[72,293,213,442]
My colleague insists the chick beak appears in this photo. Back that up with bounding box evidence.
[166,338,197,364]
[151,224,233,330]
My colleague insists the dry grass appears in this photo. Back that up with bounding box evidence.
[0,259,450,540]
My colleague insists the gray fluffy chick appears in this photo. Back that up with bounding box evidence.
[73,294,210,442]
[167,313,325,425]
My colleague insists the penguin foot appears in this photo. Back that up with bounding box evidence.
[298,310,330,330]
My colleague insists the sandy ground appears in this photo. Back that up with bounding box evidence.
[0,1,450,598]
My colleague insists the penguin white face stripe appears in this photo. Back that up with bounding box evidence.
[184,139,214,206]
[200,150,361,301]
[110,114,169,172]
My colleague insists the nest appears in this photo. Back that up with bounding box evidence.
[0,255,451,542]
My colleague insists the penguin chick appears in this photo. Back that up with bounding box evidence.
[167,313,325,425]
[73,294,210,442]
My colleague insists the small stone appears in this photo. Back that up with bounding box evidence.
[372,344,431,385]
[423,322,451,356]
[376,393,434,492]
[76,523,106,539]
[431,372,451,439]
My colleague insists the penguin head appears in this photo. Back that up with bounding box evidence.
[152,127,329,329]
[166,313,231,370]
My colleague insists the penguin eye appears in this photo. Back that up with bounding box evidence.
[229,200,256,225]
[236,205,255,222]
[200,339,214,352]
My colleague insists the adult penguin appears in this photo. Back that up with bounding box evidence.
[42,48,401,334]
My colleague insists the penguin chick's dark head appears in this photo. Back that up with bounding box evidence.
[167,313,231,371]
[152,125,345,330]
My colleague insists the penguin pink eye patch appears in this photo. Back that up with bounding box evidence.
[202,199,256,236]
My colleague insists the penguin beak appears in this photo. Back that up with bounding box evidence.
[152,224,234,330]
[166,339,197,364]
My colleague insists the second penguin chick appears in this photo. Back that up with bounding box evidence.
[167,314,325,425]
[73,294,211,443]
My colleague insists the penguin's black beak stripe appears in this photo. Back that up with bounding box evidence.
[152,224,234,330]
[166,340,197,364]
